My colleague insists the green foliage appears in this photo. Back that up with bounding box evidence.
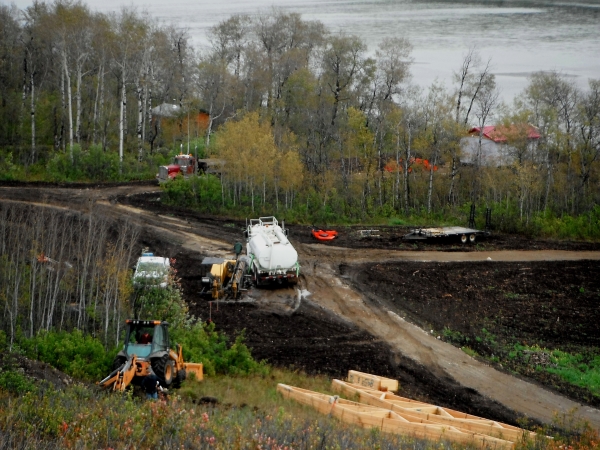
[0,370,36,395]
[546,350,600,398]
[134,278,189,330]
[170,322,267,376]
[461,346,478,357]
[160,174,223,211]
[509,344,600,398]
[0,379,450,449]
[442,327,467,345]
[2,146,169,182]
[19,330,118,382]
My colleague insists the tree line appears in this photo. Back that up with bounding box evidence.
[1,2,599,229]
[0,202,139,348]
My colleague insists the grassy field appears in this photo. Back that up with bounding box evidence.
[1,366,598,449]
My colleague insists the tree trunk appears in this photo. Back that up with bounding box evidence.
[119,70,126,165]
[30,71,35,163]
[63,51,74,160]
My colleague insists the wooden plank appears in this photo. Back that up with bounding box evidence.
[278,383,516,449]
[331,379,538,443]
[347,370,399,392]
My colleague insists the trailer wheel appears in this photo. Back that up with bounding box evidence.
[469,234,476,243]
[460,234,467,244]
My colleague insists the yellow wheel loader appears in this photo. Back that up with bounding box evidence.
[200,255,251,300]
[98,319,203,392]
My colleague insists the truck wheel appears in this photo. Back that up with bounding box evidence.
[469,234,476,243]
[460,234,467,244]
[112,356,127,371]
[152,355,174,387]
[253,266,262,287]
[173,368,187,388]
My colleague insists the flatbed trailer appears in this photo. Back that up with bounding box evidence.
[403,226,488,244]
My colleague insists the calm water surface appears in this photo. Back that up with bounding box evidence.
[9,0,600,102]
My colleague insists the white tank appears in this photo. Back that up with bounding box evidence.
[246,217,298,274]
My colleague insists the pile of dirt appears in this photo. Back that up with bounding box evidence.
[0,352,75,391]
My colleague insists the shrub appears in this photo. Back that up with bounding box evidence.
[170,322,267,377]
[0,370,36,395]
[134,268,189,330]
[20,330,117,381]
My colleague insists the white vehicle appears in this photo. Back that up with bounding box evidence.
[133,253,171,288]
[245,216,299,286]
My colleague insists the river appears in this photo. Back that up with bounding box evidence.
[8,0,600,102]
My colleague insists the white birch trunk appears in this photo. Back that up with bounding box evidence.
[63,50,74,160]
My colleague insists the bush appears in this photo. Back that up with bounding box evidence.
[161,174,223,211]
[170,322,267,377]
[20,330,117,381]
[0,370,36,395]
[134,270,189,330]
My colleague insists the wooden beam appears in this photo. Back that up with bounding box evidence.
[277,383,519,449]
[332,379,539,443]
[347,370,399,392]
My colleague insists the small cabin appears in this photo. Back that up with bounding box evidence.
[461,124,540,166]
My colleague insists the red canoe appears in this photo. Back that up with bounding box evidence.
[312,229,338,241]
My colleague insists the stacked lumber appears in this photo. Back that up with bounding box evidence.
[347,370,399,392]
[277,371,542,449]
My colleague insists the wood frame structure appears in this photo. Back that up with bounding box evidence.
[277,372,546,448]
[332,379,537,444]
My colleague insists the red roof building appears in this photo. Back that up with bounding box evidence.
[468,125,541,143]
[461,124,541,166]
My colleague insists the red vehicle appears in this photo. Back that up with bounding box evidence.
[311,228,338,241]
[156,154,196,183]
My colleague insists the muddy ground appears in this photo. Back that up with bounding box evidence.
[119,191,600,253]
[174,250,526,427]
[2,182,600,430]
[343,260,600,406]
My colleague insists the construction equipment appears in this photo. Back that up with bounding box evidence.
[200,255,251,300]
[156,153,197,183]
[98,319,203,392]
[245,216,299,286]
[133,252,170,289]
[403,205,492,244]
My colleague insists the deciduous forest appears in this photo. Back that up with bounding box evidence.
[1,1,599,236]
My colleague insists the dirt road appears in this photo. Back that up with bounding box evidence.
[1,182,599,430]
[301,258,600,429]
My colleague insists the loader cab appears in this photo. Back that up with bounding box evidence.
[123,319,169,359]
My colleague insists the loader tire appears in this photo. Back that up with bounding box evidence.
[152,355,174,387]
[112,356,127,371]
[173,368,187,388]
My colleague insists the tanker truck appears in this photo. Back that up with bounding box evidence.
[245,216,299,286]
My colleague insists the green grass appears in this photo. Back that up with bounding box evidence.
[0,369,478,449]
[546,351,600,398]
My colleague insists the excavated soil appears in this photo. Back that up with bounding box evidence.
[2,182,600,430]
[342,260,600,406]
[0,352,76,391]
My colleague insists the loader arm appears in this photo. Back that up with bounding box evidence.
[98,355,139,392]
